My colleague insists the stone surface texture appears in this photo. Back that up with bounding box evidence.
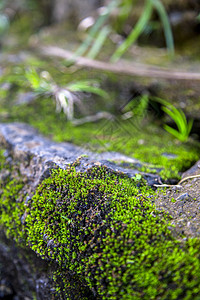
[0,122,160,299]
[0,122,160,188]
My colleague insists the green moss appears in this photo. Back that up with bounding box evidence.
[0,150,26,242]
[0,178,25,240]
[1,149,200,298]
[21,166,200,299]
[0,149,5,171]
[1,91,199,181]
[1,58,199,182]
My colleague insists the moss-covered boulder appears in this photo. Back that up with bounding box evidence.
[1,122,200,299]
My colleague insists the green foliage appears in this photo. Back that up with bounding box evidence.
[153,97,193,142]
[1,66,108,121]
[0,63,199,182]
[111,0,153,62]
[162,106,193,142]
[74,0,120,59]
[25,68,49,92]
[1,91,199,181]
[66,80,108,99]
[122,94,149,121]
[151,0,174,55]
[0,150,25,242]
[122,94,193,144]
[124,95,193,143]
[25,68,108,121]
[76,0,174,61]
[1,147,200,298]
[0,179,25,240]
[19,166,200,298]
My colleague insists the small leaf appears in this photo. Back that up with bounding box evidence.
[67,81,109,99]
[25,68,41,90]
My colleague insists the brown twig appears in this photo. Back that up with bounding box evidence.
[154,175,200,188]
[178,174,200,185]
[40,46,200,81]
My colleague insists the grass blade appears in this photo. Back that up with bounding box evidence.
[67,81,109,99]
[111,0,153,62]
[87,25,111,59]
[162,106,185,134]
[25,68,41,90]
[163,124,184,141]
[150,0,174,55]
[187,118,194,136]
[74,0,119,58]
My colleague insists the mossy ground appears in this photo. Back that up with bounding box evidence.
[1,149,200,299]
[1,10,200,299]
[0,61,199,182]
[0,9,200,183]
[0,149,26,242]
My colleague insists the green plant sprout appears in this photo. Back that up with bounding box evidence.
[75,0,174,62]
[25,68,108,121]
[152,97,193,142]
[122,94,149,120]
[112,0,174,61]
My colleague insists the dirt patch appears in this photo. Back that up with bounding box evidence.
[155,166,200,239]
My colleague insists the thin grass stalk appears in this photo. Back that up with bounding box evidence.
[87,25,111,59]
[150,0,174,55]
[110,0,153,62]
[74,0,120,58]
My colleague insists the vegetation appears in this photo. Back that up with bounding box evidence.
[0,149,26,241]
[75,0,174,61]
[0,61,199,181]
[25,67,109,121]
[150,97,194,142]
[0,1,200,299]
[1,150,200,299]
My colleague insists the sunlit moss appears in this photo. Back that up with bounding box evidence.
[0,150,26,242]
[24,166,200,298]
[1,148,200,299]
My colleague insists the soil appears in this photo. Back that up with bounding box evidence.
[154,163,200,239]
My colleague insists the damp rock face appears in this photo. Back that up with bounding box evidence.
[1,123,200,300]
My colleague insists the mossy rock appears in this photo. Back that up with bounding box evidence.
[1,127,200,299]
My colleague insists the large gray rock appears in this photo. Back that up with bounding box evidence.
[0,122,160,188]
[1,123,200,300]
[0,122,160,299]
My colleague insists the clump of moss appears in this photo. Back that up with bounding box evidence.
[0,178,25,240]
[0,149,26,242]
[23,166,200,299]
[1,151,200,298]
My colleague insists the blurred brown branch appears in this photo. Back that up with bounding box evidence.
[40,45,200,81]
